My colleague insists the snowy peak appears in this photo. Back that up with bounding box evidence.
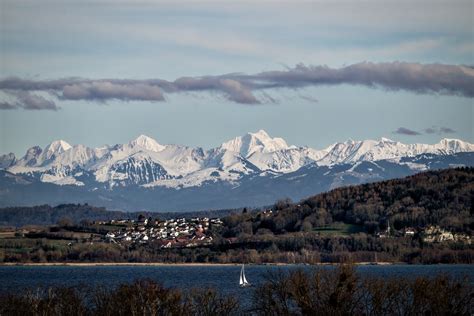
[128,135,165,152]
[216,130,304,173]
[18,146,43,167]
[44,140,72,154]
[434,138,474,154]
[318,137,474,165]
[380,137,395,143]
[252,129,271,138]
[220,129,290,157]
[40,140,72,164]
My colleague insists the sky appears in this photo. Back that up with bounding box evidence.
[0,0,473,156]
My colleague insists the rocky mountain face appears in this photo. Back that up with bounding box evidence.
[1,131,473,211]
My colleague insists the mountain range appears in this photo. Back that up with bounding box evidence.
[1,130,473,211]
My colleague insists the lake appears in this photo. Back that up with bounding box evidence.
[0,264,472,308]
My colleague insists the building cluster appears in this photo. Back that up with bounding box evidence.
[100,216,223,248]
[421,225,471,244]
[376,227,415,239]
[376,224,471,244]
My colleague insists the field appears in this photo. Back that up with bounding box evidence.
[313,223,365,236]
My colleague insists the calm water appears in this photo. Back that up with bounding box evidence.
[0,264,472,307]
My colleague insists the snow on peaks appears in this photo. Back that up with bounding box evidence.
[220,129,290,157]
[45,140,72,154]
[3,132,474,189]
[128,135,165,152]
[41,140,72,161]
[318,137,474,165]
[435,138,474,153]
[380,137,396,143]
[253,129,270,138]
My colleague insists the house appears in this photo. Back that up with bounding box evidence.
[422,226,454,243]
[210,218,223,225]
[404,228,415,236]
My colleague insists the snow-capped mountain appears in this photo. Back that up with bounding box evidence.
[220,129,292,156]
[2,131,474,190]
[317,137,474,165]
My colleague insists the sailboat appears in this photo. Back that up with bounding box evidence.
[239,264,251,287]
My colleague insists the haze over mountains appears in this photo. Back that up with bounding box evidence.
[1,130,473,211]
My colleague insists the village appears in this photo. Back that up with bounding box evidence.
[375,223,471,244]
[98,215,224,249]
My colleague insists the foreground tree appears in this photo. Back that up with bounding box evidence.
[253,264,473,316]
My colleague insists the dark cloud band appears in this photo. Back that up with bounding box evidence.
[0,91,58,110]
[424,126,457,134]
[0,62,473,110]
[62,82,165,102]
[394,125,457,136]
[393,127,421,136]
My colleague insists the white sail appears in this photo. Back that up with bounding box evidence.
[243,273,248,284]
[240,264,249,286]
[239,265,244,285]
[242,265,248,284]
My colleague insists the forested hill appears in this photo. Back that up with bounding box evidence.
[224,167,473,236]
[301,166,473,232]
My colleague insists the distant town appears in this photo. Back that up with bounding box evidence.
[101,215,222,248]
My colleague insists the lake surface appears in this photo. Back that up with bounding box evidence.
[0,264,472,308]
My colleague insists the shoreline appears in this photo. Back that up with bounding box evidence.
[1,261,397,267]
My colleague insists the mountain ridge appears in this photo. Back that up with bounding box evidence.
[1,152,473,211]
[2,130,473,189]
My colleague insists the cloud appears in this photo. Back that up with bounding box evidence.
[15,92,58,110]
[439,126,456,134]
[298,94,319,103]
[392,127,421,136]
[396,125,458,136]
[424,127,437,134]
[0,91,58,110]
[424,126,457,134]
[172,77,258,104]
[1,62,473,110]
[61,82,165,102]
[249,62,474,97]
[0,102,17,110]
